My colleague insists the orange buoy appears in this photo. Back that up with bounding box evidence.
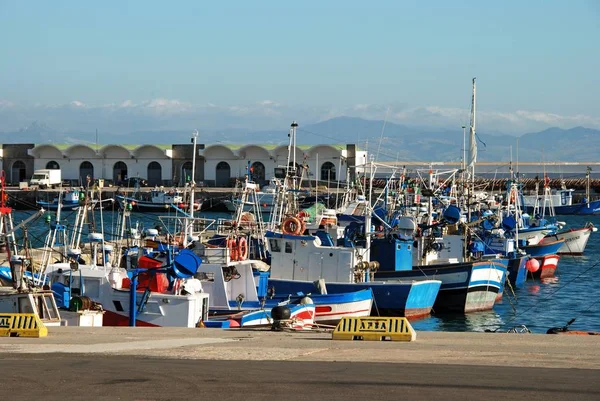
[282,216,302,235]
[237,237,249,261]
[526,258,540,273]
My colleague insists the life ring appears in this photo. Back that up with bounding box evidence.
[237,237,249,261]
[227,237,239,261]
[282,216,302,235]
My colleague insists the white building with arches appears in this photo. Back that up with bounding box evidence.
[199,144,366,187]
[27,144,173,186]
[0,142,365,187]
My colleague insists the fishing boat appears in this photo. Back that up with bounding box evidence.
[116,187,201,213]
[44,249,210,327]
[522,187,600,215]
[196,259,372,325]
[0,287,63,327]
[372,225,508,314]
[540,223,597,255]
[205,303,315,329]
[36,188,83,211]
[0,170,63,327]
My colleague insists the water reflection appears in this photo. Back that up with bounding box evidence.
[413,310,505,332]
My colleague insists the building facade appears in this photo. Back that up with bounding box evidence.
[0,143,366,187]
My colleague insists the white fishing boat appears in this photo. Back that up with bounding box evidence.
[116,187,201,213]
[44,250,210,327]
[541,223,597,255]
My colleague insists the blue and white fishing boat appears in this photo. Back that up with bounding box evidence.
[522,175,600,215]
[195,259,366,326]
[371,221,508,313]
[37,188,83,211]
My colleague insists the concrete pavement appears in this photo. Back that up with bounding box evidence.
[2,327,600,400]
[2,326,600,369]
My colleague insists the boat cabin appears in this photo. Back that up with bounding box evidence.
[0,287,62,326]
[266,231,368,283]
[151,189,183,204]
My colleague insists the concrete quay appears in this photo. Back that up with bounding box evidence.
[1,326,599,368]
[1,327,599,401]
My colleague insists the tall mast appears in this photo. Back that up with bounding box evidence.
[468,77,477,221]
[469,77,477,177]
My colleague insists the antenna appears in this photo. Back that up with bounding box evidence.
[375,106,390,162]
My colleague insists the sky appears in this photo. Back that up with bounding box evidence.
[0,0,599,134]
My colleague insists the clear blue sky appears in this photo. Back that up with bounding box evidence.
[1,0,599,117]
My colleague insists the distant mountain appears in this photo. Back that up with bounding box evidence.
[1,117,599,162]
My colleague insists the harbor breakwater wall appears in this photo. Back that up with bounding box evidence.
[4,177,600,211]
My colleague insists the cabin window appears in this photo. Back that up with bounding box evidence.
[113,300,124,312]
[269,239,281,252]
[285,242,293,253]
[18,298,34,314]
[43,295,59,320]
[84,279,101,299]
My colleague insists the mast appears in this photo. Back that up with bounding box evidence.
[467,78,477,222]
[586,166,591,208]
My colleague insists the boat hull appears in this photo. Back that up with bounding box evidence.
[542,227,593,255]
[209,303,316,329]
[506,255,528,288]
[523,239,565,257]
[116,195,200,213]
[266,279,441,319]
[524,199,600,215]
[36,201,82,211]
[265,289,373,325]
[374,260,507,314]
[531,254,560,279]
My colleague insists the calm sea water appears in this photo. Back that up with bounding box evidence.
[10,208,600,334]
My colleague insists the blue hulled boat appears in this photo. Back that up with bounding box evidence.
[265,231,441,318]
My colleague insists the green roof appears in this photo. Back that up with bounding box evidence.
[206,143,346,151]
[39,144,172,150]
[38,143,347,151]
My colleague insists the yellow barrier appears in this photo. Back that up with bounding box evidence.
[0,313,48,337]
[332,317,416,342]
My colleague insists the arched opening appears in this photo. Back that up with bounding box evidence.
[11,160,27,183]
[321,161,336,182]
[113,161,128,184]
[46,160,60,170]
[250,161,266,184]
[147,161,162,186]
[181,161,193,185]
[216,161,231,187]
[79,161,94,185]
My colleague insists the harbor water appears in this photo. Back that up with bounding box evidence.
[9,208,600,334]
